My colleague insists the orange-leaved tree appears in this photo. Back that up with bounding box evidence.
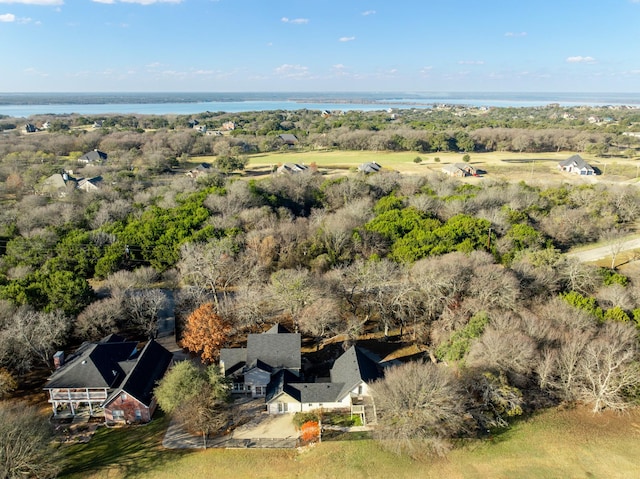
[300,420,320,443]
[180,303,232,363]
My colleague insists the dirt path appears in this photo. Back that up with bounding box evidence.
[567,236,640,263]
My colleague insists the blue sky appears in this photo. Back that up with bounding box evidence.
[1,0,639,92]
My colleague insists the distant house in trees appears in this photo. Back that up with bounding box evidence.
[220,324,384,422]
[78,149,108,165]
[277,163,309,174]
[39,172,78,196]
[77,176,103,192]
[358,162,382,174]
[24,123,37,133]
[278,134,299,146]
[185,162,212,179]
[557,154,595,175]
[441,163,478,177]
[92,120,104,129]
[44,335,172,423]
[442,164,468,177]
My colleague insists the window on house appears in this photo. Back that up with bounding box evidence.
[121,393,127,401]
[134,410,142,420]
[255,386,266,396]
[112,410,125,420]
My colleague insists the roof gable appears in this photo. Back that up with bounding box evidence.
[79,150,108,163]
[246,327,301,370]
[104,340,172,407]
[559,154,593,170]
[330,346,383,399]
[44,339,138,390]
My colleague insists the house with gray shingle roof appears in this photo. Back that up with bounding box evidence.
[358,162,382,174]
[103,340,173,424]
[44,336,172,422]
[78,149,108,165]
[557,154,595,175]
[221,325,385,418]
[220,323,301,398]
[77,176,103,192]
[276,163,309,174]
[264,345,384,415]
[39,172,78,196]
[278,133,299,146]
[329,346,384,402]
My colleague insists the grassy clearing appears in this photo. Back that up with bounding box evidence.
[190,149,640,183]
[58,406,640,479]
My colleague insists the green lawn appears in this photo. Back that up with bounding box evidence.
[58,406,640,479]
[190,149,640,182]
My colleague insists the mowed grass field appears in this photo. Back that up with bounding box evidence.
[60,406,640,479]
[191,150,640,183]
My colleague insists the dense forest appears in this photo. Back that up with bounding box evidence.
[1,105,640,458]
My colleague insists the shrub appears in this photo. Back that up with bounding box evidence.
[293,410,321,428]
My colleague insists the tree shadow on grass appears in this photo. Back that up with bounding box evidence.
[59,412,195,478]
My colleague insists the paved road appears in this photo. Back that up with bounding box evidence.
[567,237,640,263]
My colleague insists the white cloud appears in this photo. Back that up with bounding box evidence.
[566,55,596,64]
[458,60,484,65]
[505,31,527,37]
[0,0,62,4]
[92,0,115,4]
[274,63,310,79]
[24,67,49,77]
[281,17,308,24]
[339,36,355,42]
[0,12,15,21]
[362,10,376,16]
[420,66,433,75]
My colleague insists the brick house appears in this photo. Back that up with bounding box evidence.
[44,335,172,423]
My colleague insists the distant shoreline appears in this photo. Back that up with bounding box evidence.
[1,92,639,117]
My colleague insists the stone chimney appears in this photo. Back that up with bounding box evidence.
[53,351,65,369]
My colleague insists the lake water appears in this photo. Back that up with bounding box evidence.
[1,92,639,117]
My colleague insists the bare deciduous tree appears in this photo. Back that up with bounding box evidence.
[578,322,640,412]
[371,361,466,458]
[298,297,342,349]
[0,307,71,371]
[0,402,60,479]
[122,289,169,338]
[75,295,124,341]
[177,238,239,304]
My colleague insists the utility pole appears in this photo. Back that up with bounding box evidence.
[487,227,492,250]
